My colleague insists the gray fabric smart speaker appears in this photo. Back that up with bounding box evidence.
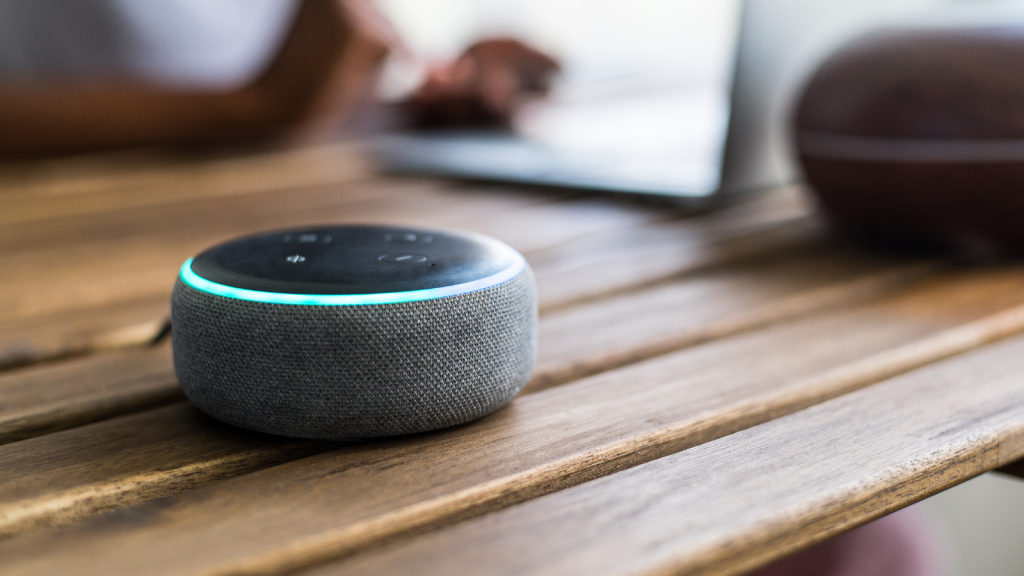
[171,225,537,439]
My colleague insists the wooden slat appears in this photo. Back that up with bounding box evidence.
[2,175,652,259]
[0,179,568,366]
[0,175,421,254]
[1,145,807,322]
[0,180,576,321]
[531,186,812,311]
[0,345,178,444]
[0,239,923,446]
[529,243,936,391]
[0,186,594,365]
[0,403,330,538]
[0,188,807,370]
[5,269,1024,575]
[322,333,1024,576]
[0,181,657,313]
[0,142,374,226]
[0,294,169,370]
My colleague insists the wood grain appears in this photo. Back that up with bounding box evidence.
[0,294,169,370]
[0,179,573,320]
[0,178,564,367]
[322,332,1024,576]
[5,268,1024,575]
[0,142,373,226]
[0,175,652,259]
[529,243,937,392]
[0,345,178,444]
[0,403,330,537]
[532,186,813,311]
[0,183,584,366]
[0,173,417,255]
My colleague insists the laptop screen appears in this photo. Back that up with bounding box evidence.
[374,0,744,204]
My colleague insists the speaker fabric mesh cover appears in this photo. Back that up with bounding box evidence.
[171,267,536,439]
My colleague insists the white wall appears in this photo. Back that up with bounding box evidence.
[913,472,1024,575]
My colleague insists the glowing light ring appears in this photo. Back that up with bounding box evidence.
[179,255,525,306]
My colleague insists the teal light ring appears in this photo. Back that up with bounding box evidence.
[179,255,526,306]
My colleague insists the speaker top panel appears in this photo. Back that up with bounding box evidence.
[182,225,524,304]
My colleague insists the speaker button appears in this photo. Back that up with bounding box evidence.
[379,254,427,263]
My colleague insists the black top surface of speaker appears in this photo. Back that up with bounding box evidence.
[190,225,519,295]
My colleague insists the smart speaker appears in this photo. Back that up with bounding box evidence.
[171,225,537,439]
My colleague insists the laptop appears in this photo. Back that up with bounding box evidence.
[369,0,741,208]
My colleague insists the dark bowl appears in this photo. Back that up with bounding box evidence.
[796,28,1024,256]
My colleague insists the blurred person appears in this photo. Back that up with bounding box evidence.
[0,0,558,157]
[0,0,394,156]
[403,37,559,129]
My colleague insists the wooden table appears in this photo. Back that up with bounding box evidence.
[3,142,1024,576]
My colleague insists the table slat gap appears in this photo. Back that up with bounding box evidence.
[0,345,181,445]
[0,403,334,538]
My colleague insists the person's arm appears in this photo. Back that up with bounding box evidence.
[0,0,392,157]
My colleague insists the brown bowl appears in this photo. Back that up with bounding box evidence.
[796,28,1024,256]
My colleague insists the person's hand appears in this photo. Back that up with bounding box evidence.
[403,38,560,130]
